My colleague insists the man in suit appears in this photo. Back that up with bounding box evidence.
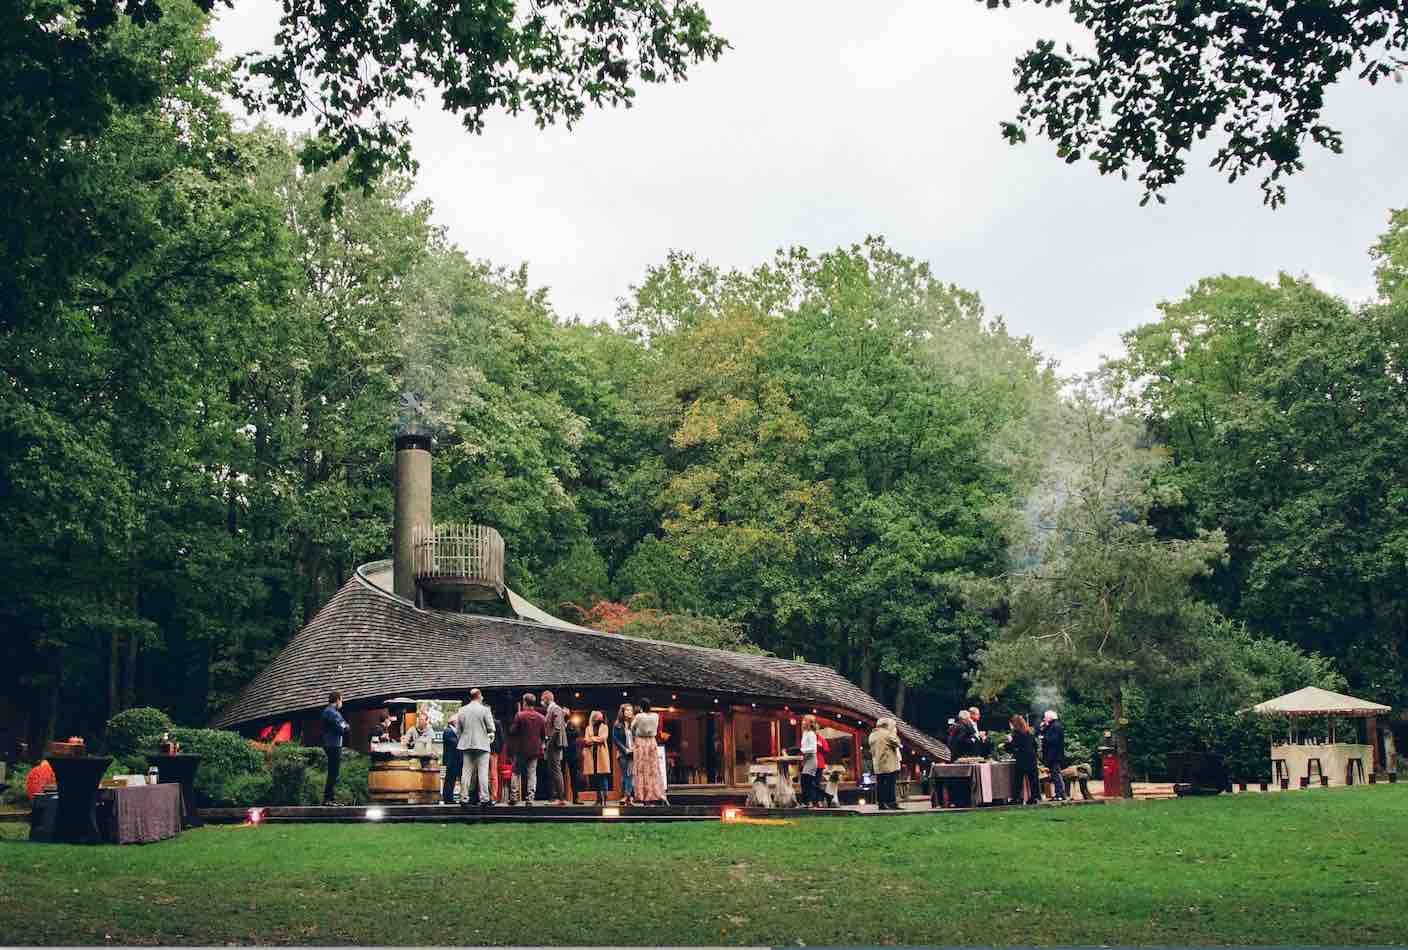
[541,689,568,805]
[452,688,496,808]
[441,716,461,804]
[1040,709,1067,801]
[508,692,547,806]
[320,691,350,805]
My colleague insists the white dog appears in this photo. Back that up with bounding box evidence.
[746,768,774,808]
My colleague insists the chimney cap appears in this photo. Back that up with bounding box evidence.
[395,432,433,452]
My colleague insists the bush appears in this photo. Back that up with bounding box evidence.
[267,745,320,805]
[304,750,371,805]
[168,728,265,806]
[105,707,174,755]
[224,772,274,807]
[102,754,152,782]
[1,763,32,807]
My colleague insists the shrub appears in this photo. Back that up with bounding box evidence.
[268,745,317,805]
[102,754,153,782]
[168,728,265,806]
[2,763,32,806]
[224,772,274,807]
[300,751,371,805]
[105,707,174,755]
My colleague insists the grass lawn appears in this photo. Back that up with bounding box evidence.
[2,787,1406,946]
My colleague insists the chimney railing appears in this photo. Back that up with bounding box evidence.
[411,523,506,595]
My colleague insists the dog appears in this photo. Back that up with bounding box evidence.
[772,766,799,809]
[745,767,774,808]
[821,767,844,807]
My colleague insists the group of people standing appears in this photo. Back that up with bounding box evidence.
[1001,710,1067,805]
[609,700,670,806]
[435,690,674,807]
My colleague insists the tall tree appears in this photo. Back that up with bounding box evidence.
[1108,267,1408,703]
[974,383,1228,798]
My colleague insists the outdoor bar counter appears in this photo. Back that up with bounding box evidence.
[1273,742,1372,786]
[368,744,440,804]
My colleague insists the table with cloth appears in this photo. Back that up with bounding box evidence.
[929,761,1017,807]
[96,783,183,844]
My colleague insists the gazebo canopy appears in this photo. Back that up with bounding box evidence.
[1247,686,1391,718]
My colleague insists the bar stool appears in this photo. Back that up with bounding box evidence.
[1303,758,1323,788]
[1272,758,1289,789]
[1345,758,1365,786]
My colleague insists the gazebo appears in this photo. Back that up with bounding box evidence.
[1246,686,1391,787]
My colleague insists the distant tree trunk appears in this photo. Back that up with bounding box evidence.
[108,630,121,721]
[1112,686,1133,799]
[122,625,140,711]
[41,665,61,745]
[120,575,141,710]
[894,680,908,718]
[860,657,874,696]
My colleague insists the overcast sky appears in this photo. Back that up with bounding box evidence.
[213,0,1408,374]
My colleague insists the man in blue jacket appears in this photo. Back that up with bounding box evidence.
[321,691,350,805]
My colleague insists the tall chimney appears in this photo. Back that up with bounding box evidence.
[393,433,432,600]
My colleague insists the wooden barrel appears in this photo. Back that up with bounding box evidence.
[369,757,440,804]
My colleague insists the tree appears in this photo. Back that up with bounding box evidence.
[8,0,727,200]
[974,383,1228,798]
[1107,266,1408,704]
[989,0,1408,205]
[609,239,1057,729]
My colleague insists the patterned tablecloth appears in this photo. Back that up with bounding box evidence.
[98,783,183,844]
[929,761,1018,805]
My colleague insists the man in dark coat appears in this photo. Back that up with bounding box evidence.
[441,718,462,804]
[1039,710,1067,801]
[320,691,350,805]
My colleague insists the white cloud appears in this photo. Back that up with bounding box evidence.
[212,0,1408,362]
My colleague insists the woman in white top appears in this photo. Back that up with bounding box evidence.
[799,714,819,807]
[630,698,668,805]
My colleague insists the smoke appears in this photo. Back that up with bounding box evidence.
[1031,683,1065,717]
[393,251,487,437]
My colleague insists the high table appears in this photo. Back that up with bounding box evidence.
[147,753,203,827]
[49,756,113,843]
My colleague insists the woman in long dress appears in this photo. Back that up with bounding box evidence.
[631,698,668,805]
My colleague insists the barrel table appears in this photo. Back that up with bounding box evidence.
[368,754,440,804]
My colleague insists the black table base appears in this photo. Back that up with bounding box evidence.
[49,756,113,844]
[147,753,203,828]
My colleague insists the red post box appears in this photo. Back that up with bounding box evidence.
[1101,751,1122,798]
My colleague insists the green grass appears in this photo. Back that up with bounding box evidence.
[2,787,1407,946]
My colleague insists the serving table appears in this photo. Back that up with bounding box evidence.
[97,783,183,844]
[147,753,203,827]
[929,760,1017,807]
[49,756,112,843]
[1272,742,1372,786]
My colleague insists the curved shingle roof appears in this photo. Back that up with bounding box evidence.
[210,564,950,761]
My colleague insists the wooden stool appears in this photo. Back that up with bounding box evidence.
[1305,758,1323,787]
[1345,758,1365,786]
[1273,759,1289,789]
